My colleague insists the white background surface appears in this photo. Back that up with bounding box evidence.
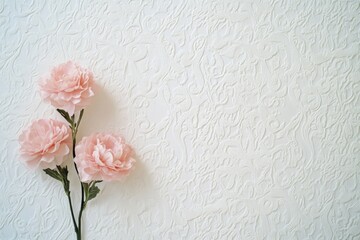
[1,0,360,239]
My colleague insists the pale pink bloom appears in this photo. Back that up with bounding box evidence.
[39,61,94,115]
[19,119,72,169]
[74,133,135,182]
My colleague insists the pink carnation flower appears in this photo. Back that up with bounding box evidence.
[39,61,95,115]
[74,133,135,182]
[19,119,72,169]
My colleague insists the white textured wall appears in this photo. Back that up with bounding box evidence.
[1,0,360,239]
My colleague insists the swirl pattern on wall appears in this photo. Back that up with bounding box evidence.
[0,0,359,239]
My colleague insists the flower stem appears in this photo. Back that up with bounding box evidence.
[56,165,78,235]
[78,188,85,239]
[70,110,85,240]
[72,134,83,240]
[58,109,86,240]
[57,109,86,240]
[66,190,79,235]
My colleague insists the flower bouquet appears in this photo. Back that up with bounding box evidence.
[18,61,135,239]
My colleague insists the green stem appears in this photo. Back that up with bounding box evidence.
[72,133,83,240]
[58,109,86,240]
[78,188,85,239]
[56,165,78,234]
[70,110,85,240]
[67,190,79,235]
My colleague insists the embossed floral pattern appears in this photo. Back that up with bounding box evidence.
[2,0,360,239]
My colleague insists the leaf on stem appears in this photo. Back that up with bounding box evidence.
[77,109,84,128]
[83,181,102,208]
[56,109,72,125]
[56,165,70,195]
[88,184,100,201]
[43,168,62,181]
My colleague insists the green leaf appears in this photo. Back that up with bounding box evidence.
[57,165,69,178]
[43,168,62,181]
[56,109,72,124]
[56,166,70,195]
[77,109,84,128]
[88,184,100,202]
[83,181,101,209]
